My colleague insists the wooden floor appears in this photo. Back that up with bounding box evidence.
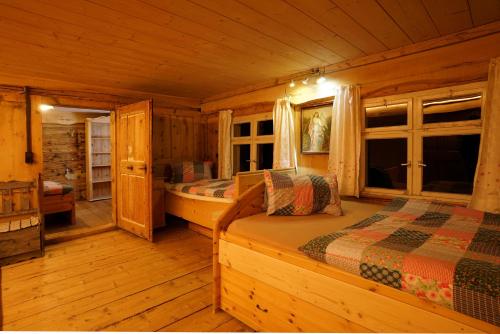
[45,199,112,234]
[0,226,252,332]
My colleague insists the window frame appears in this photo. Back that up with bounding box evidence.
[361,81,486,204]
[231,112,274,174]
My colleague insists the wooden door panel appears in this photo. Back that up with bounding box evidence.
[116,100,153,241]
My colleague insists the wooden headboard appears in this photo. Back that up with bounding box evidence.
[233,167,296,197]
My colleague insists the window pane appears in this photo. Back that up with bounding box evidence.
[366,138,407,189]
[257,120,273,136]
[423,94,481,124]
[233,122,251,137]
[257,143,273,170]
[233,144,250,174]
[365,103,407,128]
[422,135,480,194]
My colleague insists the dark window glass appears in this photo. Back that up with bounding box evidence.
[233,123,251,137]
[423,95,481,124]
[257,120,273,136]
[257,143,273,170]
[366,138,407,189]
[365,103,407,128]
[422,135,480,194]
[233,144,250,174]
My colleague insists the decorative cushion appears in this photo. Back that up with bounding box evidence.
[263,170,342,216]
[171,161,213,183]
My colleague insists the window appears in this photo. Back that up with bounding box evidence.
[232,113,274,174]
[361,83,485,202]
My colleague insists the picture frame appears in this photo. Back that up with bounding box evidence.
[300,98,333,154]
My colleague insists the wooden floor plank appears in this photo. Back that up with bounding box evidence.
[1,228,250,332]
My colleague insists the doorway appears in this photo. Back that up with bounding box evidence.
[40,106,114,239]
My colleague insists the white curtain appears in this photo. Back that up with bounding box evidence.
[218,110,233,179]
[272,97,297,169]
[470,57,500,213]
[328,85,361,197]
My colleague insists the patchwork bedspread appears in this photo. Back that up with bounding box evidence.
[300,198,499,325]
[167,179,234,199]
[43,181,74,196]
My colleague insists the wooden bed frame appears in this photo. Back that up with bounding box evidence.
[212,181,498,333]
[40,177,76,225]
[164,168,295,232]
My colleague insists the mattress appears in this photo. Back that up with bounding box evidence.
[166,179,234,200]
[226,199,384,252]
[43,181,74,196]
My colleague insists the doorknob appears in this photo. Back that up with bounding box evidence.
[127,165,133,170]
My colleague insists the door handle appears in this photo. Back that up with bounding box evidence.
[418,162,427,167]
[137,166,147,171]
[400,162,411,167]
[127,165,133,170]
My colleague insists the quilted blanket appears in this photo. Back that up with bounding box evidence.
[167,179,234,199]
[300,198,499,326]
[43,181,74,196]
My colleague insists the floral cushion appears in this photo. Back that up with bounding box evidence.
[263,170,342,216]
[171,161,213,183]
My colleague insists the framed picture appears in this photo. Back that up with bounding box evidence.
[300,101,333,154]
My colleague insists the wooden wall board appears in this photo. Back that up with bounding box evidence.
[42,123,86,200]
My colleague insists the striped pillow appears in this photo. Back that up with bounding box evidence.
[263,170,342,216]
[171,161,213,183]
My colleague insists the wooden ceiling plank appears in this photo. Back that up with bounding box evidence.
[186,0,344,64]
[141,0,325,67]
[285,0,388,54]
[237,0,363,59]
[0,14,260,88]
[92,0,313,71]
[376,0,440,42]
[2,0,290,78]
[332,0,413,49]
[202,21,500,104]
[422,0,473,35]
[468,0,500,26]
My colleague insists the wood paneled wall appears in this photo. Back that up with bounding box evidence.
[153,107,208,178]
[0,92,43,183]
[202,33,500,175]
[41,111,109,200]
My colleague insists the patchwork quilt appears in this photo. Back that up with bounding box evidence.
[43,181,74,196]
[167,179,234,199]
[300,197,499,326]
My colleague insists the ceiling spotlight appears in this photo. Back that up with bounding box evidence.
[289,80,295,88]
[302,77,309,85]
[39,104,54,112]
[316,76,326,84]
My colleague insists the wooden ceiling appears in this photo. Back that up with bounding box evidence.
[0,0,499,100]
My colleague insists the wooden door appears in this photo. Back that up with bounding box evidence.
[116,100,153,241]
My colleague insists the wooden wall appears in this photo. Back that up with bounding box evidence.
[41,110,108,200]
[202,32,500,175]
[0,92,43,184]
[153,107,208,178]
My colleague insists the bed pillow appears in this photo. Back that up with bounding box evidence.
[171,161,213,183]
[263,170,342,216]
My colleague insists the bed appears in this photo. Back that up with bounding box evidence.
[164,168,295,234]
[40,180,76,225]
[213,181,499,333]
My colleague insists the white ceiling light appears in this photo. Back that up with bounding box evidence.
[302,77,309,85]
[39,104,54,112]
[289,80,295,88]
